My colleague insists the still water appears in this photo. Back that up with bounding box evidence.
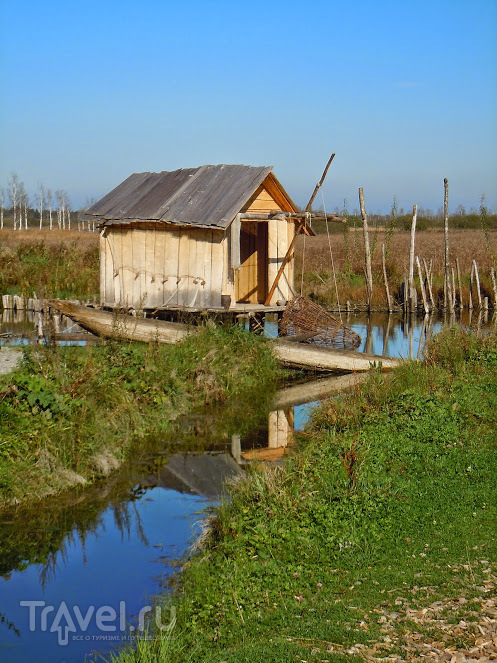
[0,310,492,662]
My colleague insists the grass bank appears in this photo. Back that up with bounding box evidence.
[111,328,497,662]
[0,326,279,507]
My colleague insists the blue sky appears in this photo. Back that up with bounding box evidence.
[1,0,496,213]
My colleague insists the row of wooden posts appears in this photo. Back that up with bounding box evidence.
[360,180,497,313]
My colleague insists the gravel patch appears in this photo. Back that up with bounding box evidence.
[0,347,22,376]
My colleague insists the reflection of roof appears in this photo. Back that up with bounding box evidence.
[145,453,244,498]
[80,165,275,229]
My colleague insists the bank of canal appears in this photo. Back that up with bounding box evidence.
[0,312,491,662]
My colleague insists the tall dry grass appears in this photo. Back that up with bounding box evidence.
[295,228,497,308]
[0,229,99,299]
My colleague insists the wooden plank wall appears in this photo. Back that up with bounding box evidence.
[100,224,225,309]
[99,181,296,309]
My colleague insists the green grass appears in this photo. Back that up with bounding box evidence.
[107,327,497,662]
[0,325,280,506]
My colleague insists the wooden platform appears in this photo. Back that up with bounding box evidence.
[100,303,287,326]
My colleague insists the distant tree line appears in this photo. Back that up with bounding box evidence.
[0,172,96,231]
[311,195,497,235]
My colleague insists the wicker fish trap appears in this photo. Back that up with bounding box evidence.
[280,296,361,350]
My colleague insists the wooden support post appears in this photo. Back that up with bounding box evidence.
[473,260,482,309]
[456,258,463,310]
[443,178,454,313]
[417,314,429,360]
[423,258,435,310]
[416,256,429,314]
[408,205,417,312]
[382,312,392,357]
[359,188,373,311]
[491,267,497,309]
[451,266,457,311]
[381,243,392,312]
[1,294,13,310]
[468,262,474,310]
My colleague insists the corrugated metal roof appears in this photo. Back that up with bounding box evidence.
[80,164,276,229]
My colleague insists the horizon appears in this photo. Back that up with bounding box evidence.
[1,0,496,215]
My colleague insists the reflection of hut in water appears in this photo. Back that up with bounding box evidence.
[81,164,308,311]
[142,453,244,498]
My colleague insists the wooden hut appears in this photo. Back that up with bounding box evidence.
[81,164,312,311]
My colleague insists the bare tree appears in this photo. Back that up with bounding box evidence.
[64,192,71,230]
[47,189,53,230]
[37,183,45,229]
[19,182,29,229]
[8,172,20,230]
[55,189,63,229]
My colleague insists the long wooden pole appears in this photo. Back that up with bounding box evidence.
[304,153,335,213]
[416,255,429,314]
[423,258,435,309]
[408,204,418,312]
[473,260,482,309]
[456,258,463,310]
[359,188,373,311]
[490,266,497,309]
[381,243,392,312]
[443,178,454,312]
[264,154,336,306]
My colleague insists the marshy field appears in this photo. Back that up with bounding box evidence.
[0,223,496,310]
[0,225,496,662]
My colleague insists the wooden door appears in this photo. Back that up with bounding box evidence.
[235,222,268,303]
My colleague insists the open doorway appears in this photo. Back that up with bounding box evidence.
[235,221,268,303]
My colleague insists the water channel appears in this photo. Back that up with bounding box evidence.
[0,310,492,662]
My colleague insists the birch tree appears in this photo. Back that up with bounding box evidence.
[55,189,63,229]
[8,172,20,230]
[19,183,29,229]
[47,189,53,229]
[37,183,45,229]
[64,192,71,230]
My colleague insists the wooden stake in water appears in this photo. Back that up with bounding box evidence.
[416,256,429,314]
[473,260,482,309]
[443,178,454,312]
[423,258,435,310]
[381,243,392,312]
[456,258,463,310]
[359,188,373,311]
[409,205,417,312]
[451,266,457,311]
[491,267,497,309]
[469,262,474,310]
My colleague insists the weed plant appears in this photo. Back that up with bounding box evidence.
[109,328,497,662]
[0,326,279,506]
